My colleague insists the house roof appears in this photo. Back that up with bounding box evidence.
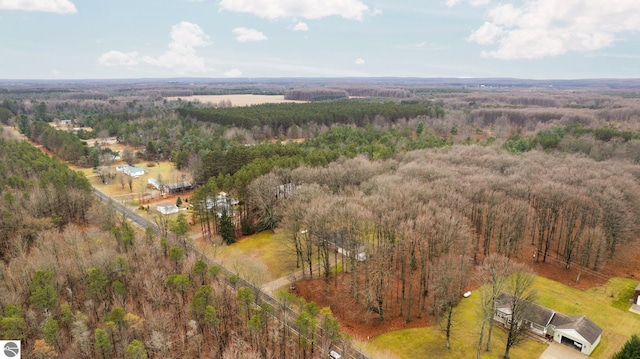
[554,316,603,345]
[549,312,573,327]
[166,181,192,190]
[526,302,555,327]
[122,165,144,173]
[496,293,603,346]
[635,282,640,292]
[495,293,553,325]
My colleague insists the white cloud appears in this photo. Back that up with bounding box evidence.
[98,22,211,73]
[446,0,489,6]
[142,22,210,73]
[468,22,503,44]
[467,0,640,59]
[224,69,243,77]
[233,27,268,42]
[0,0,77,13]
[219,0,369,20]
[354,58,365,65]
[98,51,140,66]
[293,21,309,32]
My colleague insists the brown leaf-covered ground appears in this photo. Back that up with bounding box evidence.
[293,240,640,341]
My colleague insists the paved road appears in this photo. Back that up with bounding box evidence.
[93,187,369,359]
[94,189,156,231]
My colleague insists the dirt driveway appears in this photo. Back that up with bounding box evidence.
[540,342,586,359]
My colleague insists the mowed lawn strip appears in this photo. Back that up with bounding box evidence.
[204,231,298,285]
[368,276,640,359]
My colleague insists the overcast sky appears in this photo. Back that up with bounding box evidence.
[1,0,639,79]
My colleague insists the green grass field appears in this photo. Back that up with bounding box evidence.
[198,230,298,285]
[367,276,640,359]
[533,276,640,358]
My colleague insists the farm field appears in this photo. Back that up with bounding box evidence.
[165,94,307,106]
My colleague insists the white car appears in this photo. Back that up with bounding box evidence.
[329,350,342,359]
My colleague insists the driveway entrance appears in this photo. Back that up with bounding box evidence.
[540,342,586,359]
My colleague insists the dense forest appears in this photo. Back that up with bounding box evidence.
[0,130,92,261]
[0,131,346,358]
[3,80,640,357]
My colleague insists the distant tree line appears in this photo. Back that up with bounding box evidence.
[504,123,640,162]
[176,100,444,133]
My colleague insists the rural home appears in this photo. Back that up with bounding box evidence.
[148,177,162,190]
[157,204,179,215]
[494,293,602,355]
[165,181,192,194]
[323,229,367,262]
[206,192,238,217]
[116,165,145,178]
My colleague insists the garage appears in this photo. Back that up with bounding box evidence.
[560,335,583,351]
[552,316,602,356]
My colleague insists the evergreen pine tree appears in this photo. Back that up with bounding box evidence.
[219,210,236,245]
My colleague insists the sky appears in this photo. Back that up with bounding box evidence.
[0,0,639,79]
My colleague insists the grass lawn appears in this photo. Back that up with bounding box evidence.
[367,289,547,359]
[197,231,298,286]
[368,276,640,359]
[533,276,640,358]
[86,160,186,200]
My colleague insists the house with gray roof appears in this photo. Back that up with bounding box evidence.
[494,293,602,355]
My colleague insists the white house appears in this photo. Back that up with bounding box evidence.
[157,204,179,215]
[115,165,145,178]
[551,315,602,355]
[205,192,238,217]
[494,293,602,355]
[148,178,162,190]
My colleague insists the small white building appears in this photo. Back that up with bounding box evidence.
[157,204,179,215]
[116,165,145,178]
[148,178,162,190]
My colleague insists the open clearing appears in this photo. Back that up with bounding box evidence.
[165,94,307,107]
[194,231,297,286]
